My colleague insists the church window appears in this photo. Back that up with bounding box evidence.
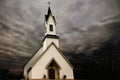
[50,25,53,31]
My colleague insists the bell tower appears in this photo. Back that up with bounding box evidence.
[43,5,59,51]
[44,6,56,35]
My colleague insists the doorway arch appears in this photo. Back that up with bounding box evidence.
[46,59,61,79]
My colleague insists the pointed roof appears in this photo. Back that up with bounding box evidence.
[24,42,74,69]
[48,7,52,16]
[34,42,73,69]
[23,47,43,68]
[45,7,56,24]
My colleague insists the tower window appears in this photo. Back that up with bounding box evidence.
[50,25,53,31]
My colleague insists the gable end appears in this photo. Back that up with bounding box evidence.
[32,42,74,69]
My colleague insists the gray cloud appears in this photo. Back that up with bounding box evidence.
[0,0,44,68]
[60,12,120,53]
[0,0,120,69]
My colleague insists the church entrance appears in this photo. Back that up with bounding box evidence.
[46,59,60,79]
[49,68,55,79]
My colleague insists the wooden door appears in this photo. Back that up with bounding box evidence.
[49,68,55,79]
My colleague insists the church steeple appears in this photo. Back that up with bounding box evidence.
[44,6,56,36]
[43,5,59,51]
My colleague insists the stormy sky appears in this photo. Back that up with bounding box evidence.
[0,0,120,69]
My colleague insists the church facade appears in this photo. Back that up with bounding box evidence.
[24,6,74,80]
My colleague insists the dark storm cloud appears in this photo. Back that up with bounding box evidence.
[0,0,44,55]
[56,0,120,30]
[56,0,120,53]
[0,0,120,68]
[0,0,45,68]
[60,12,120,53]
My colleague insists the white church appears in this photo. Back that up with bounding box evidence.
[24,6,74,80]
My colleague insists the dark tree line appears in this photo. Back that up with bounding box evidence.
[0,68,23,80]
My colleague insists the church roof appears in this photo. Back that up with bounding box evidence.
[24,47,43,68]
[45,7,56,24]
[34,42,73,69]
[24,42,74,69]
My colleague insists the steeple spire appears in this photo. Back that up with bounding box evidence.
[43,4,59,51]
[44,4,56,35]
[47,6,52,16]
[47,1,52,15]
